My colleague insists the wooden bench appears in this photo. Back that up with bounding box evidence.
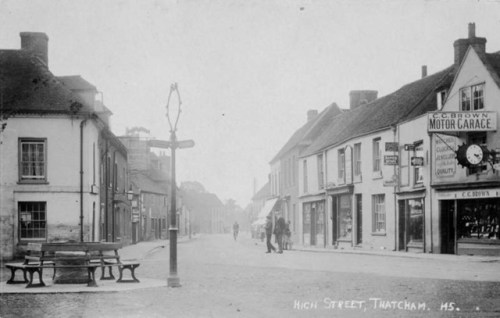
[22,242,140,288]
[5,261,55,284]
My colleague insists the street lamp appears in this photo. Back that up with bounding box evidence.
[164,83,194,288]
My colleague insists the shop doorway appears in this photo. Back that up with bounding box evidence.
[398,200,407,251]
[440,200,455,254]
[331,196,338,245]
[355,194,362,245]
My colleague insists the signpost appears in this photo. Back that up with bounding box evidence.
[411,157,424,166]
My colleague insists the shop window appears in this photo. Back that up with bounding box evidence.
[19,202,47,240]
[457,200,499,241]
[338,195,352,240]
[19,138,47,183]
[460,83,484,111]
[372,194,386,234]
[303,203,311,244]
[408,199,424,242]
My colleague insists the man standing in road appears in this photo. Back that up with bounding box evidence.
[274,216,286,254]
[233,221,239,241]
[265,215,276,253]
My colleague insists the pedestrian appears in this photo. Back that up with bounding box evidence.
[283,220,292,250]
[274,216,285,253]
[233,221,239,241]
[265,215,276,253]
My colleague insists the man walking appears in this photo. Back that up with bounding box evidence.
[265,215,276,253]
[274,216,286,253]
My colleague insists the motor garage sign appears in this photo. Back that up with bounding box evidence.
[428,111,497,132]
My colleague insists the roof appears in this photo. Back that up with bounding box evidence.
[251,182,270,201]
[57,75,97,91]
[130,172,168,195]
[270,103,342,163]
[481,51,500,89]
[302,65,455,157]
[0,50,92,115]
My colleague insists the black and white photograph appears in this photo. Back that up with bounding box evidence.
[1,0,500,317]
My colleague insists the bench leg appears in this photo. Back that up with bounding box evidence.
[6,267,28,284]
[25,267,46,288]
[100,264,115,280]
[87,267,98,287]
[117,264,140,283]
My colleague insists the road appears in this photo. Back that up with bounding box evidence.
[1,233,500,318]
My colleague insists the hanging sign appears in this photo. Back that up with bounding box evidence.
[385,142,399,152]
[411,157,424,166]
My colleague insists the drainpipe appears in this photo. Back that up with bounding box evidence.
[393,125,398,252]
[80,119,88,242]
[428,132,433,253]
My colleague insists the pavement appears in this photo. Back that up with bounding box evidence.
[1,232,499,295]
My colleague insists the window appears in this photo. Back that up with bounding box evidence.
[460,83,484,111]
[303,160,308,193]
[19,138,47,182]
[372,194,385,233]
[354,143,362,178]
[317,154,324,189]
[372,138,381,172]
[19,202,46,240]
[292,156,296,186]
[468,132,487,174]
[414,142,424,185]
[338,149,345,183]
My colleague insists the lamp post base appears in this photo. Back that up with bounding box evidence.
[167,275,181,288]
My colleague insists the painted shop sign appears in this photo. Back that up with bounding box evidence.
[385,142,399,152]
[434,134,457,178]
[427,111,497,132]
[437,189,500,199]
[384,155,398,165]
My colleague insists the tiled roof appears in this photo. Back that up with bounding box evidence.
[252,182,270,201]
[57,75,97,91]
[270,103,342,163]
[482,51,500,89]
[0,50,92,115]
[131,172,168,195]
[302,66,455,157]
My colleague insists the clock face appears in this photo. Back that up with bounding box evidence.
[466,144,483,165]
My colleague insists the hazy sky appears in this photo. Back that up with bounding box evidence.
[1,0,500,206]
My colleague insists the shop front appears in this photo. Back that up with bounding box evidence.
[437,188,500,256]
[302,199,325,246]
[327,185,354,248]
[396,190,426,253]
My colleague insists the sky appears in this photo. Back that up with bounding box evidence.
[1,0,500,207]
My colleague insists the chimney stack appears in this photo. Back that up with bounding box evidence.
[453,23,486,67]
[421,65,427,78]
[20,32,49,67]
[349,90,378,110]
[307,109,318,122]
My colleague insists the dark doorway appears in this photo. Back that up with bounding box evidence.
[355,194,362,245]
[440,200,455,254]
[398,200,407,251]
[331,196,338,245]
[310,205,317,246]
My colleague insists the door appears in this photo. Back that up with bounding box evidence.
[356,194,362,245]
[440,200,455,254]
[398,200,407,251]
[331,196,338,245]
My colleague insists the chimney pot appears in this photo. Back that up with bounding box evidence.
[20,32,49,67]
[468,23,476,38]
[421,65,427,78]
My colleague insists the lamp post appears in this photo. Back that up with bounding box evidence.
[163,83,194,288]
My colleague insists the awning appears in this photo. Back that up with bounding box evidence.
[252,198,278,226]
